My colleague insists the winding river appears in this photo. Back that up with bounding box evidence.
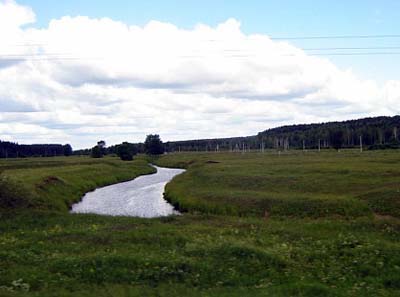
[71,165,185,218]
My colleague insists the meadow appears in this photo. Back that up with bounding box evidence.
[0,151,399,296]
[156,150,400,218]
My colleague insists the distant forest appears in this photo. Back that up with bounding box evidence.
[0,141,72,158]
[164,116,400,152]
[1,116,399,158]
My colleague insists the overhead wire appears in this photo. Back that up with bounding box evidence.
[269,34,400,40]
[1,34,400,60]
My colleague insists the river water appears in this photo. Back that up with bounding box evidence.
[71,166,185,218]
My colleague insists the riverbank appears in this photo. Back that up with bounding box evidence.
[0,156,155,212]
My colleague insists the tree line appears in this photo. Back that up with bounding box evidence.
[0,141,72,158]
[164,116,400,152]
[257,116,400,151]
[80,135,165,160]
[2,116,399,159]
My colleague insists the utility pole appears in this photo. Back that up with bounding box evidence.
[283,138,289,151]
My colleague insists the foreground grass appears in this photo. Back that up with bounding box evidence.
[1,211,399,296]
[0,152,399,296]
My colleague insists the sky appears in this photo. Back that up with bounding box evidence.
[1,0,400,149]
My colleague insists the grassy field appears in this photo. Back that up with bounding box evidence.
[0,152,400,296]
[156,150,400,218]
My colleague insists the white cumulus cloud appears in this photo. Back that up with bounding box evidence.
[0,1,399,149]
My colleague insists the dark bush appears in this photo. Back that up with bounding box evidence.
[0,176,32,209]
[116,142,136,161]
[91,145,103,158]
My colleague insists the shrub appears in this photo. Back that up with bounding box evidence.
[0,176,33,209]
[91,146,103,158]
[116,142,136,161]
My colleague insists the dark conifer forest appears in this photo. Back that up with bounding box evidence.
[164,116,400,152]
[0,141,72,158]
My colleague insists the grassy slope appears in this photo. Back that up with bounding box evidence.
[0,152,399,296]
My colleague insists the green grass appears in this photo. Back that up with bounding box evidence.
[155,150,400,218]
[0,151,400,296]
[1,211,399,296]
[0,156,155,211]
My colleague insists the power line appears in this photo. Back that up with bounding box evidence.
[3,46,400,58]
[0,53,73,57]
[5,34,400,48]
[0,56,99,61]
[270,34,400,40]
[221,47,400,52]
[1,53,399,61]
[8,44,46,47]
[180,52,400,58]
[303,46,400,51]
[2,48,400,62]
[306,52,400,56]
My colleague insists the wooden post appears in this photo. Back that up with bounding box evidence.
[360,136,363,153]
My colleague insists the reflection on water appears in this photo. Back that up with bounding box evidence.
[71,166,185,218]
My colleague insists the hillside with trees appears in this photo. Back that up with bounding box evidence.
[257,116,400,151]
[164,116,400,152]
